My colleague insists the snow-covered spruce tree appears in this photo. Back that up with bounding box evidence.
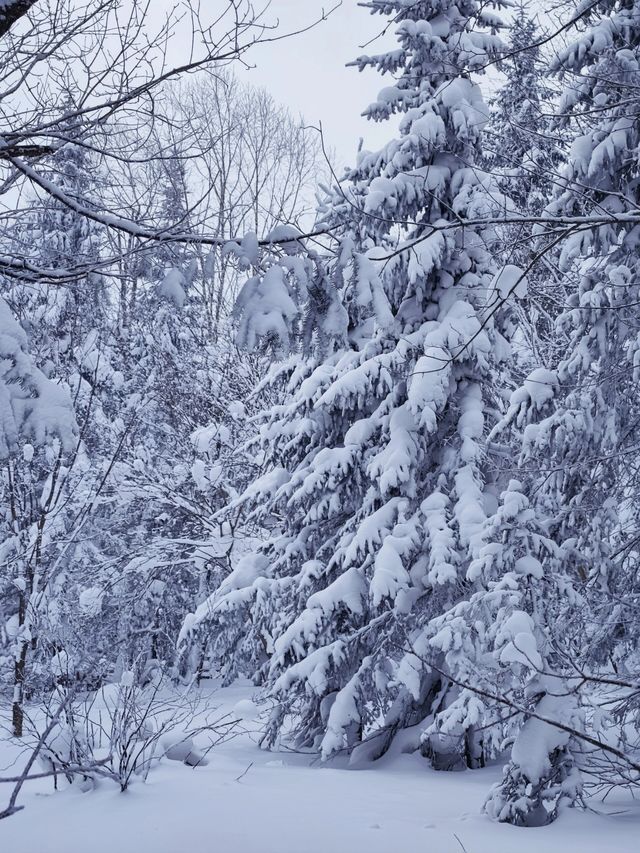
[195,1,523,765]
[0,124,122,729]
[545,1,640,666]
[7,112,108,379]
[450,0,640,817]
[542,0,640,595]
[428,473,583,824]
[178,223,352,686]
[4,113,117,508]
[484,2,570,370]
[523,0,640,770]
[485,2,561,216]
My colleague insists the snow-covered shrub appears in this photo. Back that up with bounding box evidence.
[484,671,583,826]
[27,670,238,796]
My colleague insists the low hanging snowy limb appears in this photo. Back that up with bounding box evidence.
[6,156,333,249]
[0,251,142,283]
[393,640,640,779]
[8,144,640,260]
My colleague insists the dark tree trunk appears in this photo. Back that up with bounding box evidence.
[0,0,39,38]
[12,640,28,737]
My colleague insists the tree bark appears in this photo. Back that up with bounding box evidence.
[12,639,27,738]
[0,0,39,38]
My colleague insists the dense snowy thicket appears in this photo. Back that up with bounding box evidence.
[2,0,640,835]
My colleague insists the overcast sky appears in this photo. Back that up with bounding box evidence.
[236,2,391,162]
[223,1,394,168]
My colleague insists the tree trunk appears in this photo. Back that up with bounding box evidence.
[0,0,39,38]
[12,639,28,737]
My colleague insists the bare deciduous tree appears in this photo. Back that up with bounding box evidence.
[0,0,334,278]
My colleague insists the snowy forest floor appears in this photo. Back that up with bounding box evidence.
[1,680,639,853]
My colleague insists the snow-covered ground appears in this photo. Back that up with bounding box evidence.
[1,680,639,853]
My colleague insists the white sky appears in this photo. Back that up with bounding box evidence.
[233,0,393,165]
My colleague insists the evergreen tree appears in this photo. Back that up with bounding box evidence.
[486,2,561,215]
[205,0,518,766]
[459,0,640,820]
[486,2,569,369]
[541,0,640,684]
[7,112,109,379]
[430,477,583,824]
[0,123,118,729]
